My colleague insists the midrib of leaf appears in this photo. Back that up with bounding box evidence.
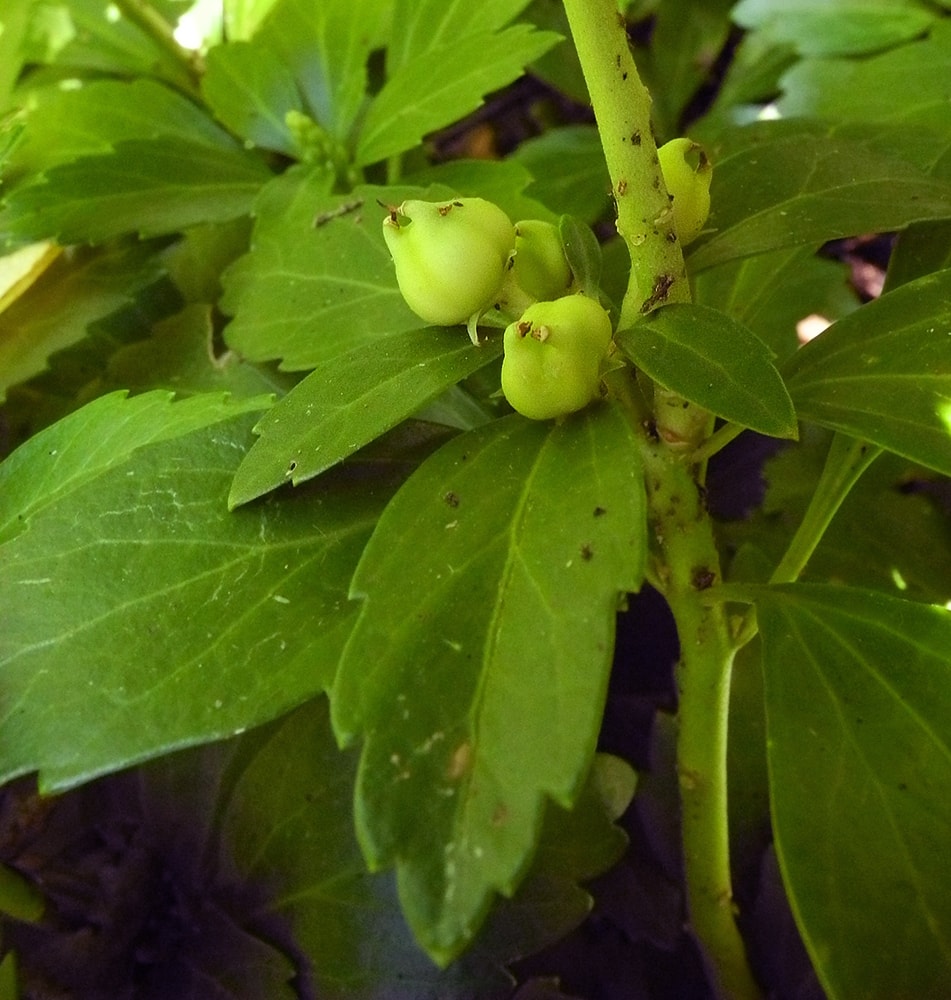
[777,602,951,966]
[396,0,467,64]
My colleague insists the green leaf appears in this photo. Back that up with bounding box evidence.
[405,157,554,224]
[0,399,391,790]
[229,328,503,507]
[201,40,304,155]
[356,24,561,166]
[616,303,798,438]
[0,861,44,921]
[2,137,271,244]
[783,268,951,477]
[752,583,951,1000]
[332,406,646,962]
[256,0,387,141]
[4,79,238,182]
[224,0,282,40]
[723,433,951,604]
[386,0,534,71]
[221,698,626,999]
[776,23,951,178]
[693,246,859,362]
[0,243,163,403]
[0,0,32,111]
[732,0,935,57]
[45,0,195,93]
[688,123,951,272]
[559,215,602,300]
[0,389,270,543]
[642,0,734,137]
[886,220,951,291]
[510,125,611,225]
[222,175,444,370]
[104,303,297,402]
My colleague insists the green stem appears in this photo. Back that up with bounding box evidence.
[113,0,205,86]
[692,422,746,466]
[770,432,882,585]
[561,5,761,993]
[639,436,763,1000]
[561,0,689,330]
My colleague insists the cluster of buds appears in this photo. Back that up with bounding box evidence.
[381,143,710,421]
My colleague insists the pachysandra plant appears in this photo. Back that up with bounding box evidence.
[2,0,951,999]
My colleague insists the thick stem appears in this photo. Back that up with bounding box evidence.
[561,0,689,330]
[564,5,760,994]
[638,436,763,1000]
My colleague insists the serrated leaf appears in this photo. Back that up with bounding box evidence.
[0,390,268,543]
[256,0,387,141]
[5,79,238,182]
[229,328,502,508]
[222,175,445,370]
[386,0,534,72]
[687,124,951,272]
[783,268,951,476]
[0,402,390,790]
[221,699,625,1000]
[1,137,271,244]
[752,583,951,1000]
[201,40,304,155]
[616,303,798,438]
[356,25,561,166]
[104,303,297,402]
[732,0,935,57]
[331,406,646,962]
[0,243,162,403]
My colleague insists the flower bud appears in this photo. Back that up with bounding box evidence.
[382,197,515,326]
[657,138,712,246]
[501,294,613,421]
[509,220,572,302]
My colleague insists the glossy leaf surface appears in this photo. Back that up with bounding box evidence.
[221,175,436,369]
[732,0,935,56]
[222,699,627,999]
[688,124,951,272]
[229,328,502,507]
[0,244,161,402]
[783,268,951,476]
[356,25,560,166]
[332,406,646,962]
[201,41,303,155]
[754,583,951,1000]
[0,397,387,790]
[616,303,797,438]
[1,138,270,244]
